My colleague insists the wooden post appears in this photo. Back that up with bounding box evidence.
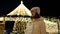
[3,17,5,24]
[3,17,5,34]
[0,17,5,34]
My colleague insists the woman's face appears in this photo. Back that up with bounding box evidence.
[31,7,40,18]
[31,10,36,17]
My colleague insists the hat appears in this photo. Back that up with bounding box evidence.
[31,7,40,14]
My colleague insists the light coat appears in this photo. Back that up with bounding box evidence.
[31,17,46,34]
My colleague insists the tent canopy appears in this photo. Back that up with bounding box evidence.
[7,1,32,16]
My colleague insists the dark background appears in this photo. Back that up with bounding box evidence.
[0,0,59,18]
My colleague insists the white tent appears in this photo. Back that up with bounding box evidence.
[7,1,32,16]
[0,1,32,21]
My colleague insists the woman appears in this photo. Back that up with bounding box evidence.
[31,7,46,34]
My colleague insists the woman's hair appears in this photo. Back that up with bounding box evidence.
[31,7,40,18]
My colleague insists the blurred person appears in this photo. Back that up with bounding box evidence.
[31,7,46,34]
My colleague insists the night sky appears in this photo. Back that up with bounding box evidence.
[0,0,59,18]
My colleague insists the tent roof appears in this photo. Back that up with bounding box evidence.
[7,1,32,16]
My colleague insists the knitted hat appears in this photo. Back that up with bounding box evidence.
[31,7,40,15]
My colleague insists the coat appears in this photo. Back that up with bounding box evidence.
[31,17,46,34]
[25,17,46,34]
